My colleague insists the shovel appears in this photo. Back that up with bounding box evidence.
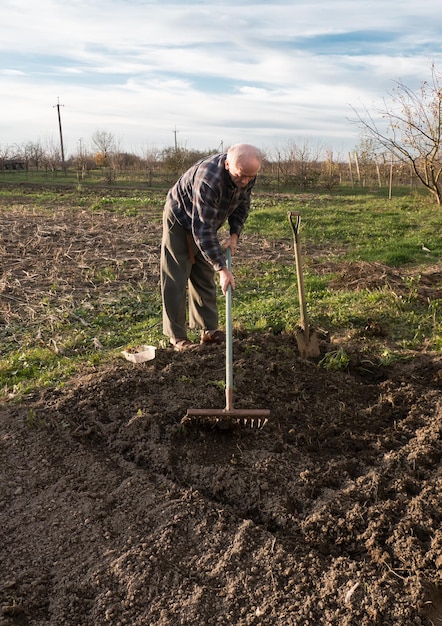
[182,247,270,429]
[288,211,320,358]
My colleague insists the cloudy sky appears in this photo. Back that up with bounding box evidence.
[1,0,441,159]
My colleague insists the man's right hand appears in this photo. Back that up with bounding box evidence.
[218,268,235,295]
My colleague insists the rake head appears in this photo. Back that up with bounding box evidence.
[181,408,269,430]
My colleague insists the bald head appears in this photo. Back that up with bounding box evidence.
[226,144,262,167]
[225,144,262,188]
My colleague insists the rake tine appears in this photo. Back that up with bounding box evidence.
[181,412,270,429]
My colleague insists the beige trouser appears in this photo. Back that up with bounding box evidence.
[160,207,218,339]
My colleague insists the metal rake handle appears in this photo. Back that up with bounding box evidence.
[225,247,234,411]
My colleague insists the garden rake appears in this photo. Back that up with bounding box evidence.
[182,247,270,430]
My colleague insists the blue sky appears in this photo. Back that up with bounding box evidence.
[1,0,441,159]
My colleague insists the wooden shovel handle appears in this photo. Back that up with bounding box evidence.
[288,211,309,332]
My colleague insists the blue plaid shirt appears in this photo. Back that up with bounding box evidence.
[165,152,256,271]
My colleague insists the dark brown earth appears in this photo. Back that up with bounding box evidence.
[1,201,441,625]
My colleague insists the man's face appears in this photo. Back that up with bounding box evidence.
[225,157,261,188]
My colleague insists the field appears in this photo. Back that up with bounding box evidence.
[1,185,441,625]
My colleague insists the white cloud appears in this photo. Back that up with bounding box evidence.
[0,69,26,76]
[0,0,441,156]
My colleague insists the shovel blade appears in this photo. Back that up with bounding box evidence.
[296,327,320,358]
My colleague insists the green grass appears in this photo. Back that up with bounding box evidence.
[1,186,441,400]
[231,191,441,350]
[247,192,441,265]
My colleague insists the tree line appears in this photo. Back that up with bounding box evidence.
[0,135,426,194]
[1,63,442,203]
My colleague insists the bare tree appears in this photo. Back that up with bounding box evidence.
[353,63,442,204]
[161,146,209,181]
[0,144,12,170]
[319,149,342,189]
[91,130,116,159]
[141,146,161,185]
[352,137,385,187]
[284,141,322,190]
[91,130,124,182]
[42,139,61,176]
[21,141,45,171]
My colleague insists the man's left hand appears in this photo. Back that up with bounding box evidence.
[222,234,239,256]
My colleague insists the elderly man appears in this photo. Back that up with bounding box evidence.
[160,143,262,351]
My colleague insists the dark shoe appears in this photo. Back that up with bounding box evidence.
[200,330,226,345]
[170,338,198,352]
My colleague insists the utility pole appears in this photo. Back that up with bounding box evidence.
[53,97,66,174]
[172,126,179,152]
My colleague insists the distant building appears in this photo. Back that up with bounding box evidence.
[0,159,27,171]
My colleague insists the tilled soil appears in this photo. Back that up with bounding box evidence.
[1,200,441,625]
[1,336,441,625]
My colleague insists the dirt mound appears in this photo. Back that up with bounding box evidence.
[314,260,442,301]
[1,333,441,625]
